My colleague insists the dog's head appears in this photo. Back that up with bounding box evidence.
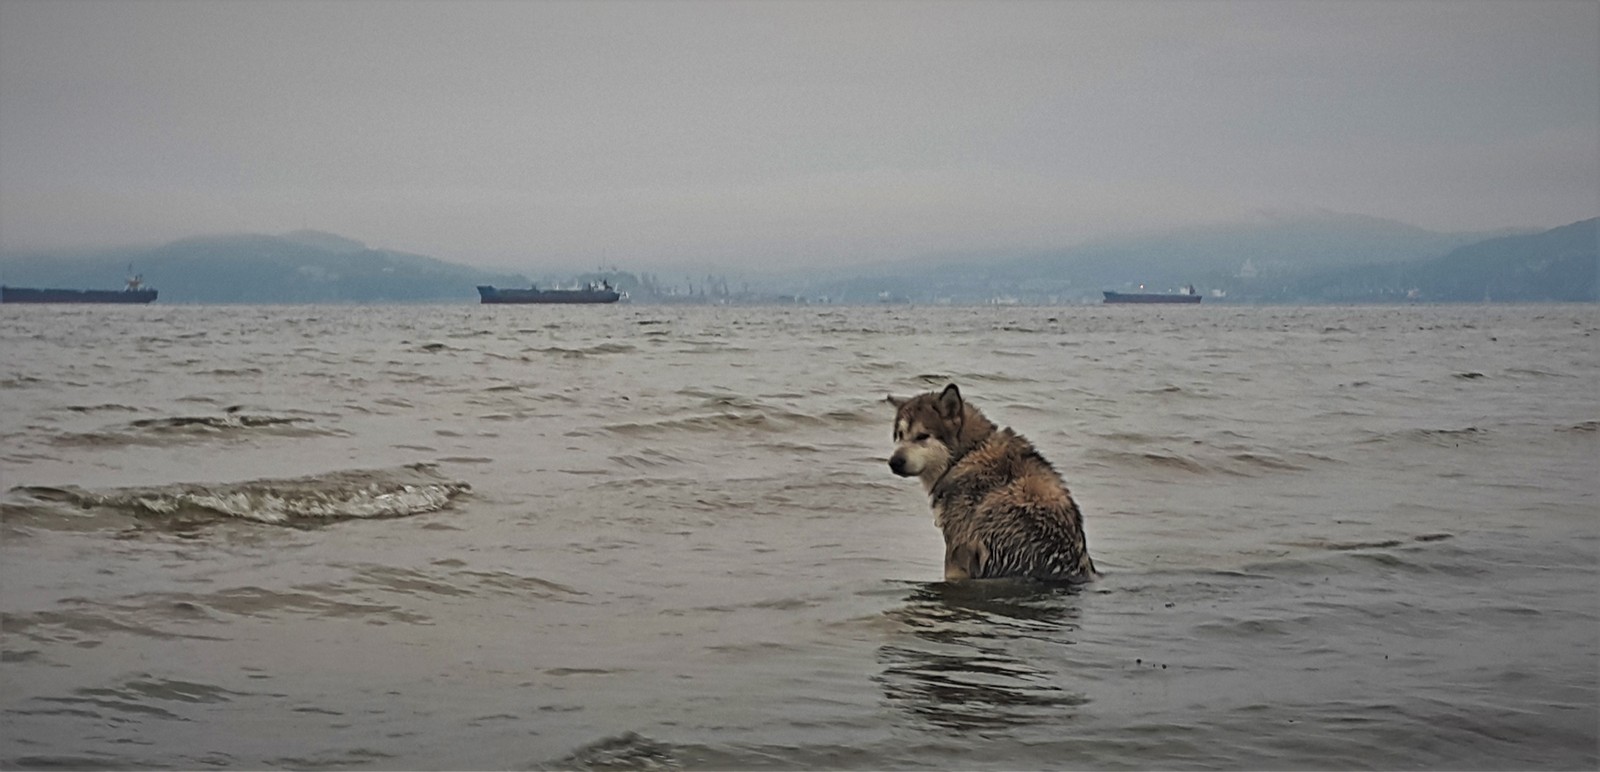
[885,383,966,483]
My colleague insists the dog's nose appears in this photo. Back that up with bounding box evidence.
[888,454,907,476]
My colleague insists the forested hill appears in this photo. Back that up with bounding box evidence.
[1412,217,1597,302]
[4,218,1594,304]
[0,231,529,303]
[1288,217,1598,302]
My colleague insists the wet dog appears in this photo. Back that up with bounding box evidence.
[886,384,1096,582]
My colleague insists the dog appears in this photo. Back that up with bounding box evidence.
[886,384,1096,582]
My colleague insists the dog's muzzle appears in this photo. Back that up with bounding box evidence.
[888,452,911,476]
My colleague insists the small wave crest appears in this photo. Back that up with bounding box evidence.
[595,402,853,437]
[61,403,141,414]
[129,415,308,431]
[1085,448,1324,477]
[608,448,688,470]
[1359,426,1488,447]
[1284,533,1456,552]
[594,411,796,436]
[526,342,637,358]
[11,463,468,526]
[550,732,680,770]
[1243,533,1479,579]
[0,375,51,389]
[914,371,1039,386]
[50,413,343,448]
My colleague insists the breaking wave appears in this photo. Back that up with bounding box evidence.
[11,463,468,526]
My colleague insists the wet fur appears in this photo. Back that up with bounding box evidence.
[887,384,1096,582]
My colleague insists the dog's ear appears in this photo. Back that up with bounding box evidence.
[937,383,963,417]
[886,394,906,408]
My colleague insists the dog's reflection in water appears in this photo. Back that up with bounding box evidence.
[875,579,1091,732]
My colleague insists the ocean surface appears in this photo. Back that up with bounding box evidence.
[2,302,1596,770]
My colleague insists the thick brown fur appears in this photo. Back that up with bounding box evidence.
[886,384,1096,582]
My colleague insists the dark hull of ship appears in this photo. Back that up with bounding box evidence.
[477,286,621,304]
[2,286,158,304]
[1102,291,1201,304]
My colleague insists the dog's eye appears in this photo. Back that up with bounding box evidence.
[915,433,931,442]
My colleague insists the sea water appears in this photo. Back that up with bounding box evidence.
[2,303,1596,769]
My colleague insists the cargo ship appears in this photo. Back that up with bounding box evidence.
[477,282,622,304]
[2,273,158,304]
[1103,284,1201,304]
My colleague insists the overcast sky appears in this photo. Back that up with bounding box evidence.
[1,0,1595,270]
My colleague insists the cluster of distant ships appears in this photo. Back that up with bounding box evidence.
[2,277,1202,305]
[0,276,627,305]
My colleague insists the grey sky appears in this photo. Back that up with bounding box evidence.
[1,0,1595,270]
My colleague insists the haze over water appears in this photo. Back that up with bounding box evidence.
[2,303,1596,769]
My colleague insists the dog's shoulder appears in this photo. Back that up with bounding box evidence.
[946,427,1057,487]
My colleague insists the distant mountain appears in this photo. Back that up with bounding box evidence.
[1,233,530,303]
[1032,210,1498,277]
[4,215,1590,305]
[794,211,1532,303]
[1417,217,1597,302]
[279,229,367,254]
[1294,217,1597,302]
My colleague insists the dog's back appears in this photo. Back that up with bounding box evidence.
[888,384,1095,582]
[936,427,1096,581]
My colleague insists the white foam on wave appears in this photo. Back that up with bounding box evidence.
[15,463,469,526]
